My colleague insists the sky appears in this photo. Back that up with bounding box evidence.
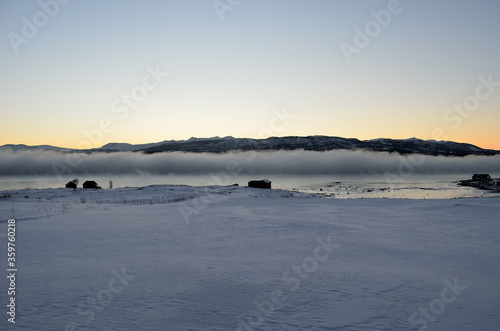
[1,0,499,150]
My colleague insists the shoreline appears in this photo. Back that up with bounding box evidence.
[1,173,499,200]
[1,184,499,222]
[1,183,499,199]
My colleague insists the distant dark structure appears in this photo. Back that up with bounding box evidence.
[472,174,491,181]
[65,178,79,189]
[458,174,497,191]
[248,179,271,189]
[83,181,101,189]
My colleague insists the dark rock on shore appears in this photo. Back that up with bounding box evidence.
[458,174,499,192]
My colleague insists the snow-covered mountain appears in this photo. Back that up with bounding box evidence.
[97,140,172,152]
[1,136,498,156]
[0,144,72,153]
[138,136,499,156]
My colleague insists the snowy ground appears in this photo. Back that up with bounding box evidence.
[0,186,499,330]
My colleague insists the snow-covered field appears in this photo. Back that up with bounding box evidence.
[0,185,499,330]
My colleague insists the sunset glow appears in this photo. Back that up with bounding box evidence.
[1,0,499,150]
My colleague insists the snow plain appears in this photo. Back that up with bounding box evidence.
[0,185,499,330]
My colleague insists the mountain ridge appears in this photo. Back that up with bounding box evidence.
[1,136,499,157]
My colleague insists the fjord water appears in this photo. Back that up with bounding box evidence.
[0,173,497,199]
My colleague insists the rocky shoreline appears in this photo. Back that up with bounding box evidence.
[458,174,500,192]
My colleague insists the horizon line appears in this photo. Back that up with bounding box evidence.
[1,135,498,152]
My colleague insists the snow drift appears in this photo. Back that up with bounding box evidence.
[0,187,499,330]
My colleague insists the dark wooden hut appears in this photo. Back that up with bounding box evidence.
[83,181,100,189]
[472,174,491,182]
[248,179,271,189]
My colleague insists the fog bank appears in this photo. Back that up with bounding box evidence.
[0,150,499,177]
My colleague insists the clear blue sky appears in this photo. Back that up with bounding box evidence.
[1,0,499,149]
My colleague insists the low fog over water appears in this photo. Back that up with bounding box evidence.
[0,150,499,176]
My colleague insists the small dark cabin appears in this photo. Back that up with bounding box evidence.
[248,179,271,189]
[472,174,491,182]
[83,181,100,189]
[65,181,77,189]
